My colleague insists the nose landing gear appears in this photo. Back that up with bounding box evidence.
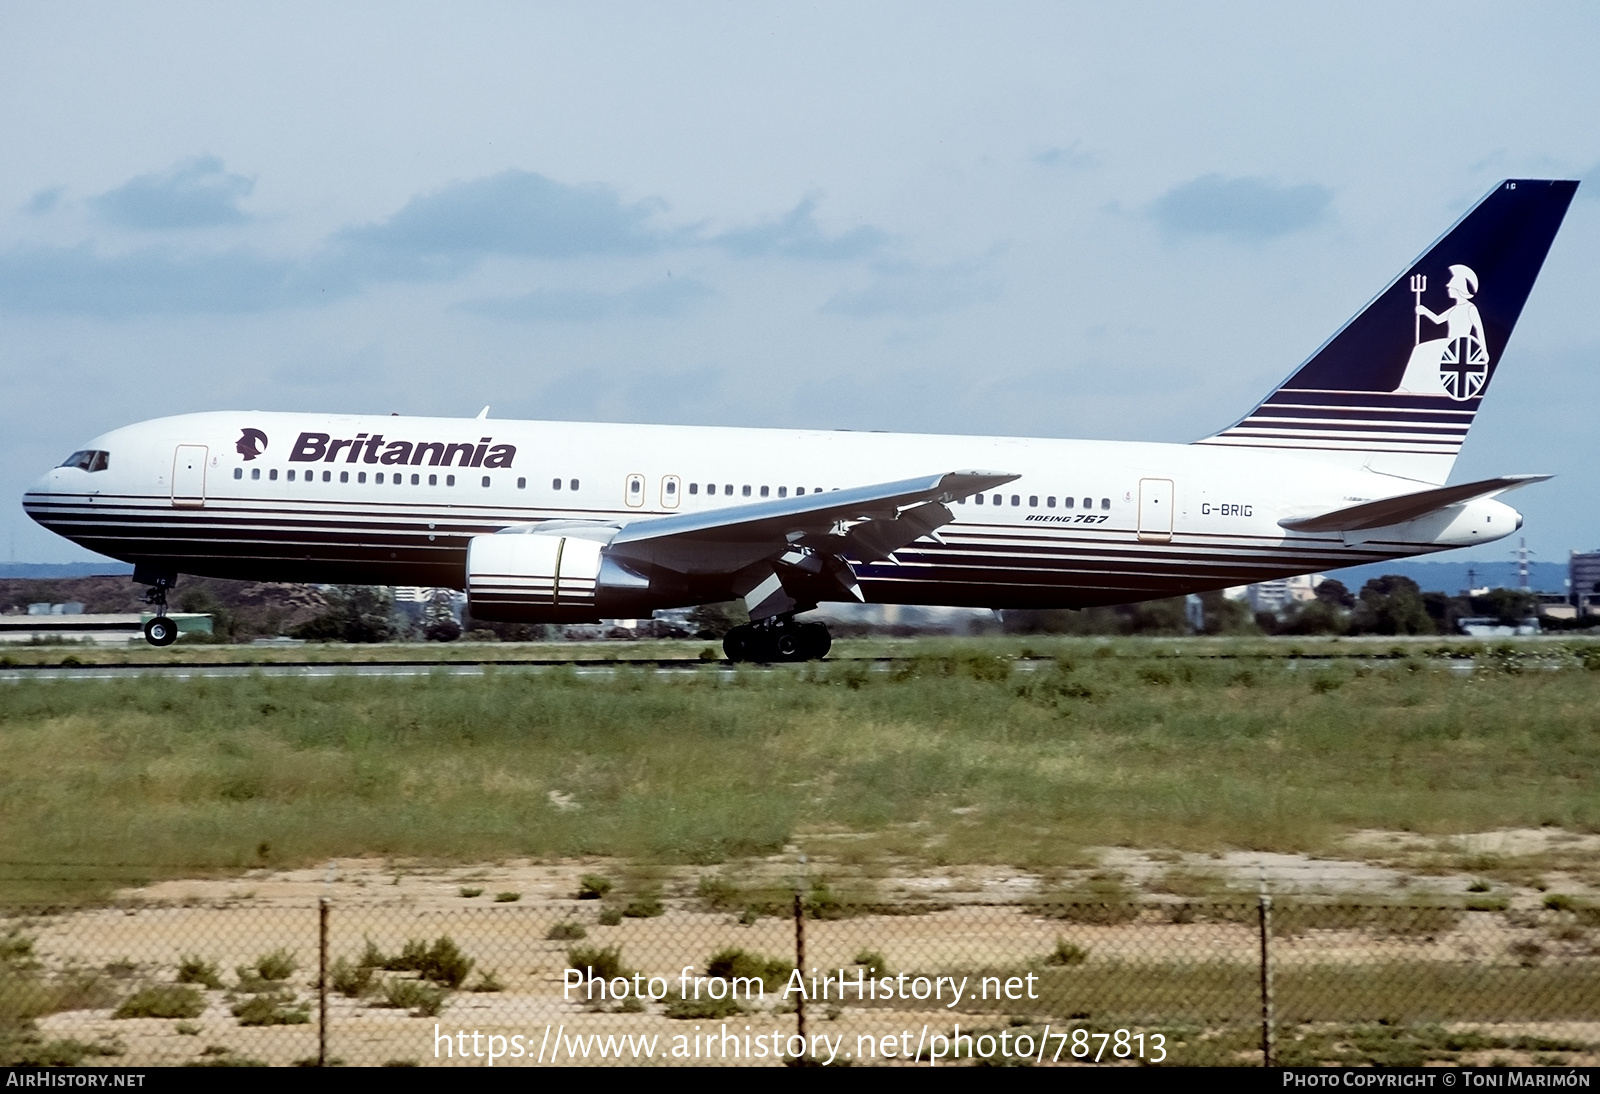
[137,570,179,647]
[723,618,832,663]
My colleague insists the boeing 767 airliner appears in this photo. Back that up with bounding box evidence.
[23,179,1578,660]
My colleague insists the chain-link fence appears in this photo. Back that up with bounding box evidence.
[5,890,1598,1067]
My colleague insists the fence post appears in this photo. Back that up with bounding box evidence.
[318,896,330,1067]
[1258,891,1274,1068]
[793,852,807,1058]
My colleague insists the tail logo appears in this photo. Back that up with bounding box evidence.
[1397,264,1489,400]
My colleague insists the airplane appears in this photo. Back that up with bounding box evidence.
[22,179,1578,660]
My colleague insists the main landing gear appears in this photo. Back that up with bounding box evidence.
[140,574,179,647]
[723,618,832,663]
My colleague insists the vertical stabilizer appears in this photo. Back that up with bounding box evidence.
[1197,179,1577,483]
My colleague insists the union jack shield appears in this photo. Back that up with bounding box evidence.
[1438,335,1489,400]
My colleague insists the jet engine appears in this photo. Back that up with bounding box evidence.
[465,526,653,623]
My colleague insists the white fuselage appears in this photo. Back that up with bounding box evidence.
[24,410,1521,610]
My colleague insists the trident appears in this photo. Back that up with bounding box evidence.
[1410,273,1427,346]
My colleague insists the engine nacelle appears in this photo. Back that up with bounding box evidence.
[466,527,654,623]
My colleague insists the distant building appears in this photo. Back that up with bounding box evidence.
[1226,573,1324,614]
[1570,551,1600,614]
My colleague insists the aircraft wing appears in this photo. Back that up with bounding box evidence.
[1278,474,1552,533]
[606,469,1018,576]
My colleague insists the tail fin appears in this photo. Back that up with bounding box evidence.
[1197,179,1577,483]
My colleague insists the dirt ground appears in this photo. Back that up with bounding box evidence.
[15,837,1600,1067]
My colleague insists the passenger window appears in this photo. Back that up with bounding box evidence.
[689,483,699,495]
[725,485,733,496]
[992,494,1001,505]
[1082,497,1092,509]
[1046,496,1055,508]
[630,479,641,494]
[1010,495,1019,506]
[339,471,347,483]
[552,478,562,490]
[1101,498,1110,510]
[411,474,420,485]
[796,487,805,495]
[515,477,523,489]
[428,474,437,486]
[358,472,367,483]
[570,479,579,491]
[742,485,751,497]
[376,473,384,484]
[1065,496,1074,509]
[778,487,787,498]
[323,471,332,482]
[252,468,261,480]
[975,494,984,505]
[270,469,278,481]
[287,470,296,482]
[446,475,455,486]
[760,485,769,498]
[482,476,491,487]
[1029,496,1038,507]
[233,467,242,480]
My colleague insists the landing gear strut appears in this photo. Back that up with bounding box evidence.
[139,573,179,647]
[723,618,832,663]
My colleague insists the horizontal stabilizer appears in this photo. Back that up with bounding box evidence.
[1278,474,1551,533]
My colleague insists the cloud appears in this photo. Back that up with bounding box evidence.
[1148,174,1333,242]
[24,186,64,215]
[715,197,887,260]
[823,259,998,319]
[1031,141,1094,170]
[93,156,255,230]
[459,276,713,323]
[0,244,335,316]
[336,170,670,264]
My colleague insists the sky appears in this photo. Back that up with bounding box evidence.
[1,2,1596,570]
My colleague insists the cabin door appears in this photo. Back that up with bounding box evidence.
[1137,478,1173,543]
[172,445,208,509]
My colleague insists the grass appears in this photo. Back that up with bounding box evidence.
[1,637,1599,905]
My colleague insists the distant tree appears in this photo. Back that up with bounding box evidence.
[1470,587,1540,627]
[1314,578,1356,609]
[1277,597,1347,636]
[1350,575,1434,636]
[290,585,402,642]
[687,601,749,638]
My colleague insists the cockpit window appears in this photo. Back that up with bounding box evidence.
[58,450,110,472]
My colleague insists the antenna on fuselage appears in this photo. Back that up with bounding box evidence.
[476,406,490,419]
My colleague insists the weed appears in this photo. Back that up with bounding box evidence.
[567,945,629,981]
[175,1022,201,1036]
[577,874,613,900]
[175,955,222,990]
[705,948,793,992]
[330,957,375,998]
[458,887,483,898]
[622,892,664,918]
[852,949,891,975]
[252,949,297,982]
[597,907,623,926]
[380,978,448,1017]
[113,985,205,1019]
[1508,940,1545,967]
[663,991,745,1020]
[1045,938,1088,966]
[494,891,521,903]
[545,921,587,941]
[231,991,310,1026]
[468,970,505,993]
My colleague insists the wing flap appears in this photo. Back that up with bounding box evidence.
[1278,474,1551,533]
[606,470,1017,573]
